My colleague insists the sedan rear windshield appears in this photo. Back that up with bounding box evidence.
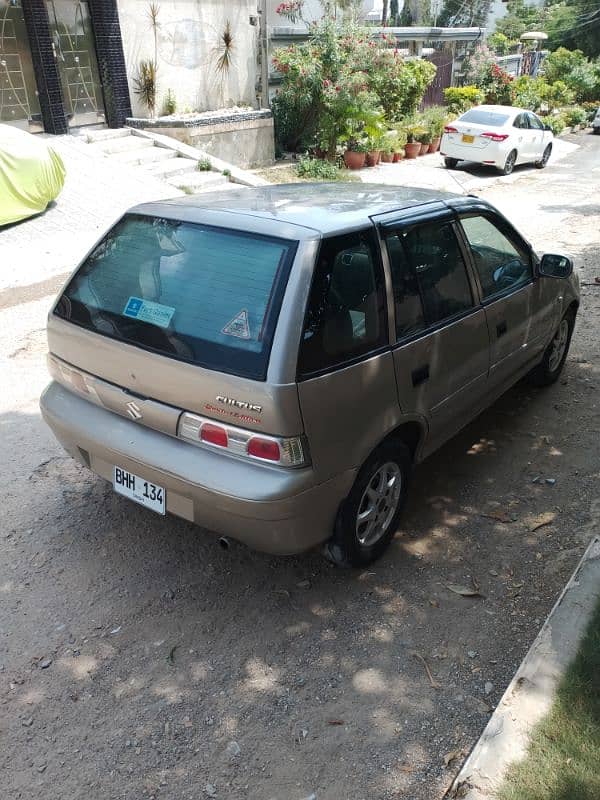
[54,214,297,380]
[460,110,510,126]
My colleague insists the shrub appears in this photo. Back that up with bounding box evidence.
[443,86,485,114]
[421,105,448,137]
[488,32,511,56]
[297,157,345,180]
[197,158,212,171]
[544,80,576,111]
[545,113,568,135]
[477,62,515,105]
[271,17,437,155]
[562,106,588,127]
[162,89,177,116]
[542,47,587,85]
[513,75,547,111]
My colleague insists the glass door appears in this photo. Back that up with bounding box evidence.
[0,0,43,132]
[45,0,105,127]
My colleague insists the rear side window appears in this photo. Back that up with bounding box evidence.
[298,229,387,377]
[54,214,297,380]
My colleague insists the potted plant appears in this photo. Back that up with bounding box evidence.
[423,106,446,152]
[391,128,407,162]
[365,133,384,167]
[343,138,368,170]
[380,130,396,163]
[418,129,432,155]
[393,147,405,162]
[404,124,425,159]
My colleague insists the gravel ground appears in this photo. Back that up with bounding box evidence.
[1,132,599,800]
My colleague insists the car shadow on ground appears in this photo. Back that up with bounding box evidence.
[2,354,596,799]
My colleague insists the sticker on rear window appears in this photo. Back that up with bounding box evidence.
[222,309,251,339]
[123,297,175,329]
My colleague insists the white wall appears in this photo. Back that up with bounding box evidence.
[118,0,260,117]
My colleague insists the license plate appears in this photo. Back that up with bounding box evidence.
[462,134,474,143]
[113,466,165,515]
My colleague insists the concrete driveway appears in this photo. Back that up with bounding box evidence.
[1,131,599,800]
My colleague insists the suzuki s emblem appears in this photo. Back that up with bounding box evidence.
[126,400,143,421]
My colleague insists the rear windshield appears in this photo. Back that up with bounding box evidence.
[54,214,298,380]
[460,110,510,126]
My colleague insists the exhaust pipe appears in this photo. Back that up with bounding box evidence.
[218,537,231,551]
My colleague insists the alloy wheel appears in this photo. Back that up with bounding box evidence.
[355,462,402,547]
[548,319,570,373]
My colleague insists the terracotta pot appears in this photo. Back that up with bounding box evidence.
[419,142,430,155]
[365,151,381,167]
[380,152,394,163]
[404,142,421,159]
[392,152,404,162]
[343,150,366,170]
[429,137,441,153]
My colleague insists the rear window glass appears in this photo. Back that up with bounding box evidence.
[460,110,510,126]
[54,214,297,380]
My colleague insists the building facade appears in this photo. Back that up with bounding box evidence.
[0,0,260,135]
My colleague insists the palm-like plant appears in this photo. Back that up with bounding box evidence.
[134,60,157,118]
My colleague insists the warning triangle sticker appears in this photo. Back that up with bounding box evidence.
[222,309,251,339]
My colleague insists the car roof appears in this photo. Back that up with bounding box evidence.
[462,104,528,116]
[130,183,465,237]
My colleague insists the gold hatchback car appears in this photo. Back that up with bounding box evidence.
[41,185,579,566]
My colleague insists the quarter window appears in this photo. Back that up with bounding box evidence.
[527,113,544,130]
[298,230,387,376]
[388,221,474,329]
[460,215,532,299]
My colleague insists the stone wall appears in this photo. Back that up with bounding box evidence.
[127,110,275,167]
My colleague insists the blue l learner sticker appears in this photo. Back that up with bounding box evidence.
[123,297,175,329]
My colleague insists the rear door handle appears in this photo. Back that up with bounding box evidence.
[497,320,507,338]
[412,364,430,387]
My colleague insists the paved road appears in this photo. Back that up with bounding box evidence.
[1,132,599,800]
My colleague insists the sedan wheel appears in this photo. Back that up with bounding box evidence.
[528,311,575,386]
[501,150,517,175]
[548,318,570,373]
[535,144,552,169]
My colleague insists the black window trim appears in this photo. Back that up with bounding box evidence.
[456,209,535,306]
[380,215,483,349]
[296,226,390,382]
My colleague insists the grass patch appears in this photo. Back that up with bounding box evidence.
[496,597,600,800]
[254,160,359,185]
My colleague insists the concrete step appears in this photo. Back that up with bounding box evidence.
[113,146,178,166]
[92,135,155,155]
[167,171,229,192]
[83,127,132,143]
[146,156,200,178]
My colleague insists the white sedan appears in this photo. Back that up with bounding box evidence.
[440,105,554,175]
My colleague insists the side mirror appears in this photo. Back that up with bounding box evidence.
[539,253,573,278]
[544,124,552,132]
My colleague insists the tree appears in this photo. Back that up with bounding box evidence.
[543,0,600,59]
[438,0,492,27]
[390,0,399,24]
[494,0,542,40]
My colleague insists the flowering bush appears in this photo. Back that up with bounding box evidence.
[275,1,304,24]
[272,18,436,156]
[476,63,515,105]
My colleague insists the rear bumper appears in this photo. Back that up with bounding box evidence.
[40,381,356,555]
[440,136,505,167]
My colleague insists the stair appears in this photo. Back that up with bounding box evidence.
[80,127,233,196]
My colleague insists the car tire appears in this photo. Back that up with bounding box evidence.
[535,144,552,168]
[594,128,600,135]
[444,157,459,169]
[527,310,575,387]
[500,150,517,175]
[323,440,411,568]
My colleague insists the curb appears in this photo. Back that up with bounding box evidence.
[446,531,600,799]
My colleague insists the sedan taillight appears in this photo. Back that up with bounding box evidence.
[443,125,458,133]
[178,412,308,467]
[481,132,509,142]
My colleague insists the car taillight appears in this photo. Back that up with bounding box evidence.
[481,132,509,142]
[444,125,458,133]
[48,354,99,400]
[200,423,228,448]
[247,437,280,462]
[178,412,308,467]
